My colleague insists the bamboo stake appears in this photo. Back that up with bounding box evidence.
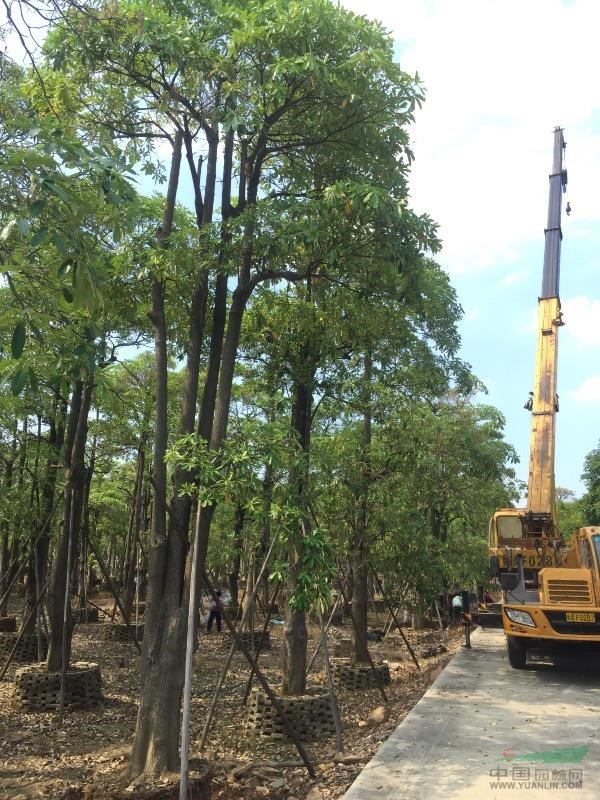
[319,611,344,754]
[336,562,388,703]
[368,563,420,670]
[199,536,280,752]
[0,579,49,681]
[241,583,282,705]
[87,534,141,654]
[203,572,316,778]
[0,492,63,612]
[305,595,342,677]
[58,496,76,726]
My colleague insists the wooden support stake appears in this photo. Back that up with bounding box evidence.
[336,563,388,704]
[241,583,281,706]
[0,578,49,681]
[319,611,344,754]
[305,595,342,677]
[204,572,316,778]
[368,563,420,671]
[199,537,280,751]
[87,534,141,654]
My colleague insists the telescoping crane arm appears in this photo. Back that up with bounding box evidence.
[525,127,567,537]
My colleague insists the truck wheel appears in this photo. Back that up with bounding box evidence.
[507,636,527,669]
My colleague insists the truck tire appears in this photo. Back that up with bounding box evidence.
[507,636,527,669]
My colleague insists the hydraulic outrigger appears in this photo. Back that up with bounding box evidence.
[474,128,600,667]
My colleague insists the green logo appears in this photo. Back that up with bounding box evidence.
[500,745,588,764]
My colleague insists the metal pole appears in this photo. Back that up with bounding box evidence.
[541,127,566,299]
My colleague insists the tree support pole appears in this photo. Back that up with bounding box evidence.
[204,572,316,778]
[0,578,49,681]
[198,536,280,752]
[0,492,62,612]
[368,563,420,670]
[305,595,342,677]
[87,534,141,654]
[241,582,282,706]
[58,497,76,726]
[336,562,388,703]
[319,611,344,755]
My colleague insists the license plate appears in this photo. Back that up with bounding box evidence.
[565,612,595,623]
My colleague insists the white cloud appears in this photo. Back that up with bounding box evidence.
[562,296,600,348]
[463,308,481,322]
[572,375,600,403]
[500,270,528,287]
[342,0,600,275]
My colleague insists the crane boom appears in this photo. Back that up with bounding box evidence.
[525,127,566,532]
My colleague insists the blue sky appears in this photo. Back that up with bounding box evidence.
[341,0,600,495]
[3,0,597,494]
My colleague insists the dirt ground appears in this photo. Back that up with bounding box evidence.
[0,601,465,800]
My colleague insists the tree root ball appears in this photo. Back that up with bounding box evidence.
[332,659,391,691]
[72,607,100,624]
[13,661,102,711]
[246,687,336,741]
[0,631,48,662]
[99,623,144,642]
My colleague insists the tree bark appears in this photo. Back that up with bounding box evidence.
[228,504,245,607]
[131,131,186,778]
[46,378,93,672]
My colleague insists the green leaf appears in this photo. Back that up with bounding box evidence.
[29,199,46,217]
[28,367,39,394]
[11,321,26,359]
[10,367,28,396]
[30,227,49,246]
[30,323,44,344]
[16,218,30,235]
[57,258,73,278]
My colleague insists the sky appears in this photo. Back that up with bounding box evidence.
[341,0,600,496]
[2,0,598,494]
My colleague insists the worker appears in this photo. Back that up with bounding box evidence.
[451,593,463,623]
[206,590,223,633]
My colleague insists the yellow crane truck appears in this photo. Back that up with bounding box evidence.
[486,128,600,668]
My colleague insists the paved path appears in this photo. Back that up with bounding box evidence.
[344,628,600,799]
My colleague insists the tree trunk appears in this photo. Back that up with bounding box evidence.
[228,504,245,607]
[123,438,146,621]
[132,131,185,778]
[46,378,93,672]
[281,370,313,696]
[0,421,18,617]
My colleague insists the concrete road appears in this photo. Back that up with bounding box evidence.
[344,628,600,799]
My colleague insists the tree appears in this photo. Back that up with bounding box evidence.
[581,444,600,526]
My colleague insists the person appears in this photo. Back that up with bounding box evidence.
[451,593,463,623]
[206,590,222,633]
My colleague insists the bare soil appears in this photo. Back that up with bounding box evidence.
[0,600,464,800]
